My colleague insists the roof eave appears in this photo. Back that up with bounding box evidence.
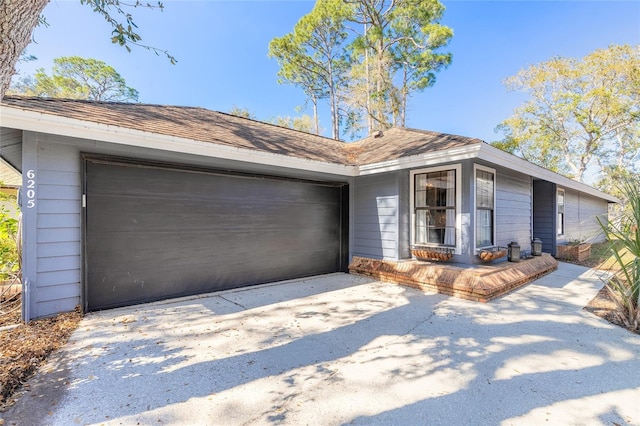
[477,144,620,203]
[0,104,357,177]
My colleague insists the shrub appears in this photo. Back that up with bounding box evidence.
[0,196,19,281]
[598,177,640,331]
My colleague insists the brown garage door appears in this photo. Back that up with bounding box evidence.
[84,157,348,310]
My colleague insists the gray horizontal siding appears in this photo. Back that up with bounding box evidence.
[33,297,79,318]
[563,189,608,243]
[496,170,532,252]
[27,133,83,317]
[37,242,80,258]
[37,283,82,303]
[0,128,22,172]
[352,173,399,260]
[37,269,82,286]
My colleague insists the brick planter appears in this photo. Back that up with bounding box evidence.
[556,243,591,261]
[349,254,558,303]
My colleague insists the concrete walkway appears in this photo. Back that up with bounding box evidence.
[2,263,639,425]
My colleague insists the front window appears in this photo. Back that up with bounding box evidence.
[476,167,495,248]
[557,188,565,235]
[414,169,456,246]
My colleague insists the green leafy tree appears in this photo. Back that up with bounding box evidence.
[268,115,317,134]
[346,0,453,133]
[269,0,352,139]
[495,44,640,183]
[388,2,453,127]
[0,0,174,101]
[12,56,139,102]
[270,0,452,139]
[228,106,256,119]
[0,192,19,281]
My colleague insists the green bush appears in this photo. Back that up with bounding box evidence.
[598,177,640,331]
[0,197,19,281]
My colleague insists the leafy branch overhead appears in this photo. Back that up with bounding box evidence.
[80,0,176,64]
[0,0,174,101]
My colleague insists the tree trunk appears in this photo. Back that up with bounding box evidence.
[401,66,408,127]
[312,94,319,136]
[327,61,339,140]
[375,36,386,131]
[329,81,338,140]
[364,23,373,134]
[0,0,50,101]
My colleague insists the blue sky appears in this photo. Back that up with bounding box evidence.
[14,0,640,143]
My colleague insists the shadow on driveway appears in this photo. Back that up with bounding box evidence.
[2,265,639,425]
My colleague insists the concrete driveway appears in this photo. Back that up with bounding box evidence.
[2,262,640,425]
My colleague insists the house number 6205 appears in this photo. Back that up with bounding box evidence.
[26,169,36,208]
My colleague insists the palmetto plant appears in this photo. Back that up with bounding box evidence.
[598,177,640,331]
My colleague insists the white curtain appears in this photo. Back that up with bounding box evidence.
[444,170,456,246]
[477,210,491,246]
[476,171,494,247]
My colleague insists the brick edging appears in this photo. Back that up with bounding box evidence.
[349,254,558,302]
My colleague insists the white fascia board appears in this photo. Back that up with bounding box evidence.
[357,144,483,176]
[0,106,357,177]
[477,143,620,203]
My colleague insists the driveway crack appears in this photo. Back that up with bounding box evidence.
[404,311,437,336]
[365,310,438,356]
[218,295,248,310]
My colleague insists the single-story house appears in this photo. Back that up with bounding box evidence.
[0,96,617,320]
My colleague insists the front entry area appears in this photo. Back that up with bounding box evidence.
[84,157,348,311]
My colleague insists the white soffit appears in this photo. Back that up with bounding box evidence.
[0,105,357,177]
[357,144,483,175]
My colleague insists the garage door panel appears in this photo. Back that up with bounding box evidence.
[88,196,339,232]
[85,159,345,310]
[90,163,338,203]
[88,247,339,309]
[87,228,339,272]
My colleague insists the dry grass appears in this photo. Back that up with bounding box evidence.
[0,307,82,409]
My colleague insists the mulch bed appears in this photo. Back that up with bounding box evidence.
[0,306,82,410]
[583,285,639,335]
[583,285,620,325]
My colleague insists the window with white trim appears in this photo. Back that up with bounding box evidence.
[557,188,565,235]
[475,167,495,248]
[413,169,457,247]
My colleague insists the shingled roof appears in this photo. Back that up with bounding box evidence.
[347,127,483,165]
[1,96,482,166]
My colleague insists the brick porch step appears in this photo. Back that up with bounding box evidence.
[349,254,558,302]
